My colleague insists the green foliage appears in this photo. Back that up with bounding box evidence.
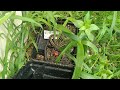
[0,11,120,79]
[0,11,42,78]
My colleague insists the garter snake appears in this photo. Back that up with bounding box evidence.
[49,34,70,50]
[49,24,76,50]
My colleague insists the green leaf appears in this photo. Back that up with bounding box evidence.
[83,63,92,73]
[56,24,73,34]
[2,62,8,79]
[68,11,73,17]
[66,53,76,62]
[79,31,86,40]
[54,15,63,18]
[67,17,76,22]
[63,19,69,27]
[82,40,98,54]
[76,42,84,65]
[18,62,24,70]
[110,11,117,37]
[45,11,57,26]
[0,33,5,39]
[89,24,99,31]
[0,63,3,73]
[29,33,38,52]
[0,11,15,25]
[114,26,120,33]
[56,41,75,63]
[107,15,113,20]
[72,42,84,79]
[56,24,80,42]
[97,19,107,42]
[10,15,43,28]
[80,26,86,30]
[113,70,120,77]
[80,72,101,79]
[85,29,94,41]
[72,65,81,79]
[73,20,84,28]
[8,53,15,77]
[84,11,90,22]
[37,18,51,28]
[65,17,84,28]
[63,32,80,42]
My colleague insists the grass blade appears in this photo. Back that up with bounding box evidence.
[82,40,98,54]
[56,41,75,63]
[56,24,73,34]
[0,11,15,25]
[89,24,99,31]
[73,20,84,28]
[46,11,57,27]
[110,11,117,38]
[72,42,84,79]
[97,19,107,42]
[66,53,76,62]
[84,11,90,22]
[10,15,43,28]
[80,72,101,79]
[56,24,80,42]
[85,29,94,41]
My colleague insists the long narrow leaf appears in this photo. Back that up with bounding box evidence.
[110,11,117,37]
[72,42,84,79]
[66,53,76,62]
[56,41,75,63]
[56,24,80,42]
[80,72,101,79]
[97,19,107,42]
[85,29,94,41]
[82,40,98,54]
[46,11,57,26]
[0,11,15,25]
[56,24,73,34]
[10,15,43,28]
[84,11,90,22]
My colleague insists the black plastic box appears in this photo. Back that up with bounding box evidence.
[13,59,74,79]
[13,20,78,79]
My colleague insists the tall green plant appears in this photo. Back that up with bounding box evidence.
[55,11,99,79]
[109,11,117,38]
[0,11,44,78]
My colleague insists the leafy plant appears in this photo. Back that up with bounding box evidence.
[0,11,120,79]
[55,11,99,79]
[0,11,43,78]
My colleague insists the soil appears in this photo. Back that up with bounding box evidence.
[34,48,73,67]
[45,47,73,66]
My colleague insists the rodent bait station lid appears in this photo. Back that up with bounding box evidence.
[13,59,74,79]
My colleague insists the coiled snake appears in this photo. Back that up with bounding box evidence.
[49,34,70,50]
[49,24,76,50]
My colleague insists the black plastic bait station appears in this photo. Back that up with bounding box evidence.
[13,20,78,79]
